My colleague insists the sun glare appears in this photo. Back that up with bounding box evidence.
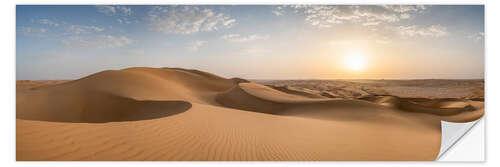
[343,50,367,71]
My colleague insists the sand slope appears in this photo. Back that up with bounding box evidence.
[16,67,484,161]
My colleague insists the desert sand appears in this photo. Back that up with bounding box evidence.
[16,67,484,161]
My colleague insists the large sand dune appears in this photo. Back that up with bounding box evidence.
[16,67,484,161]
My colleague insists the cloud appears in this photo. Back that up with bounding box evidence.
[400,13,411,19]
[117,18,134,24]
[468,32,484,42]
[61,35,133,48]
[362,21,381,26]
[147,6,236,34]
[221,34,269,42]
[395,25,448,37]
[96,5,132,16]
[96,6,115,15]
[96,5,137,25]
[116,6,132,16]
[98,35,133,47]
[19,27,47,37]
[66,25,104,34]
[284,5,426,28]
[61,36,92,48]
[33,18,60,27]
[186,40,206,51]
[381,5,426,13]
[96,5,136,25]
[272,6,285,16]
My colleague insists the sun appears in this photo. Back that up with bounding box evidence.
[343,50,367,71]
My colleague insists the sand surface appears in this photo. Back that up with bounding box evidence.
[17,67,484,161]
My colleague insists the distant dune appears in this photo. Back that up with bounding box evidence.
[16,67,484,161]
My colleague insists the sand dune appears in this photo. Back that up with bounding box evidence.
[16,67,484,161]
[267,85,326,99]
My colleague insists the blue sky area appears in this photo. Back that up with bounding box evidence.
[16,5,484,80]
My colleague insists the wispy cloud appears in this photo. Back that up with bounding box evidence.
[381,5,426,13]
[66,25,104,34]
[98,35,133,48]
[272,6,285,16]
[24,18,61,36]
[19,27,47,37]
[400,13,411,19]
[33,18,60,27]
[282,5,426,28]
[468,32,484,42]
[186,40,206,51]
[395,25,448,37]
[96,5,137,25]
[221,34,269,42]
[117,18,135,24]
[61,35,133,48]
[96,5,132,16]
[147,6,236,34]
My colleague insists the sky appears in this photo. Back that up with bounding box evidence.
[16,5,484,80]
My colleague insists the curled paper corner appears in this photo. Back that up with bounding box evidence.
[436,117,483,161]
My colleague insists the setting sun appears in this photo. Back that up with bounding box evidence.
[343,50,367,71]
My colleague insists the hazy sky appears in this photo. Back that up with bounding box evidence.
[16,5,484,80]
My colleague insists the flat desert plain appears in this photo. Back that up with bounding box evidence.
[16,67,484,161]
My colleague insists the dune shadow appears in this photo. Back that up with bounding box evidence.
[17,93,192,123]
[91,99,192,123]
[360,96,477,115]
